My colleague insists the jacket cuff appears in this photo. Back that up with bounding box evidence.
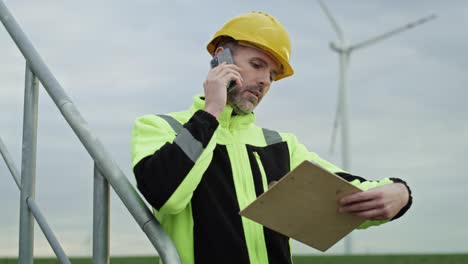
[389,177,413,220]
[196,109,219,129]
[184,110,219,148]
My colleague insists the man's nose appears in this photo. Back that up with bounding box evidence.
[257,73,271,88]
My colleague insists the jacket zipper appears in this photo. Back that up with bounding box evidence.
[253,151,268,192]
[232,144,264,263]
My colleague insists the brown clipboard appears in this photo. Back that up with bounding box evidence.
[239,160,365,252]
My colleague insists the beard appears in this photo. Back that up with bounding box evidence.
[227,85,263,115]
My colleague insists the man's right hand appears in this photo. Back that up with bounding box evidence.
[203,62,243,119]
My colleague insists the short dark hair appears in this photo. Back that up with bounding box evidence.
[214,37,239,56]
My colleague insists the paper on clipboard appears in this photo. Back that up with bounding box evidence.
[239,160,365,252]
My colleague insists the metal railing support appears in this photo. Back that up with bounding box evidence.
[0,137,21,189]
[1,135,71,264]
[0,1,181,262]
[93,164,110,264]
[27,198,72,264]
[18,64,39,264]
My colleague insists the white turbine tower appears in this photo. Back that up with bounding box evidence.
[317,0,436,254]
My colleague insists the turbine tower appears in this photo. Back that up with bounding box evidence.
[317,0,436,254]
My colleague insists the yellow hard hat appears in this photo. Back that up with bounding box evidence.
[207,11,294,81]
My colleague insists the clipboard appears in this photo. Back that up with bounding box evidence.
[239,160,365,252]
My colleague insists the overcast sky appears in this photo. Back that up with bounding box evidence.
[1,0,467,257]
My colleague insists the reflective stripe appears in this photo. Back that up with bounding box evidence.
[262,128,282,145]
[158,114,183,134]
[174,128,204,162]
[157,114,204,162]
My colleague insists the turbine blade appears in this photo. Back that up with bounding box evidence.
[350,14,437,51]
[317,0,344,42]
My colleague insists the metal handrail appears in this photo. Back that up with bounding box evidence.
[0,1,180,263]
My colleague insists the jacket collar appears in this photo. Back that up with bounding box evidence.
[190,95,256,129]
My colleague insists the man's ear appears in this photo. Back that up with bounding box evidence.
[213,46,224,57]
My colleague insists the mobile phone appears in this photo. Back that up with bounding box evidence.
[210,48,236,91]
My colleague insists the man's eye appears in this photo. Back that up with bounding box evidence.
[251,62,261,69]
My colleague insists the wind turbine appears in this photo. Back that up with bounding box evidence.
[317,0,436,254]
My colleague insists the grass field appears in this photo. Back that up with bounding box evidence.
[1,254,467,264]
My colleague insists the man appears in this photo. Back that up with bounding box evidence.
[131,11,412,264]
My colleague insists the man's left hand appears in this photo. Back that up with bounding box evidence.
[338,183,409,220]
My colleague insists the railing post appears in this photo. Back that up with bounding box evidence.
[2,135,71,264]
[93,164,110,264]
[18,63,39,264]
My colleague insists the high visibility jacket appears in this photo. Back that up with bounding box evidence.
[131,95,411,264]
